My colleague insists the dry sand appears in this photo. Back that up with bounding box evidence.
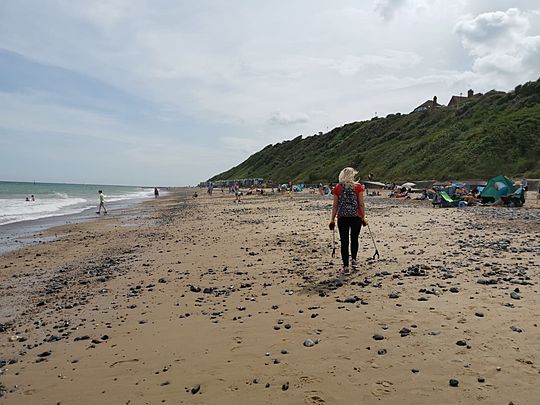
[1,189,539,404]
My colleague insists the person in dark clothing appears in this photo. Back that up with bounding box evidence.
[329,167,366,273]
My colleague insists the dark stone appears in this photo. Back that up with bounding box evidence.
[456,340,467,346]
[403,264,428,277]
[372,334,384,341]
[399,327,411,337]
[282,382,289,391]
[510,291,521,300]
[449,379,459,387]
[449,287,459,293]
[477,377,485,383]
[191,384,201,395]
[377,349,387,355]
[37,351,51,358]
[477,278,498,285]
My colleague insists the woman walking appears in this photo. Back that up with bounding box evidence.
[329,167,365,273]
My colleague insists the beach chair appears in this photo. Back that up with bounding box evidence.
[438,191,460,208]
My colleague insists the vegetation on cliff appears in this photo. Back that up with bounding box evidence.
[211,77,540,183]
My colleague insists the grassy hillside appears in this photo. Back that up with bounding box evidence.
[210,77,540,183]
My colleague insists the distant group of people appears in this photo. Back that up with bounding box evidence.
[95,187,160,215]
[388,186,411,198]
[25,195,35,202]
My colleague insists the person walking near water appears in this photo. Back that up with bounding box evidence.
[96,190,107,215]
[329,167,365,273]
[154,187,159,198]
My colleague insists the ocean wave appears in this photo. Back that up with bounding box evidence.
[0,188,156,226]
[53,192,69,199]
[0,197,89,225]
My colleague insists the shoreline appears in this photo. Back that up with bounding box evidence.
[0,190,539,404]
[0,190,178,255]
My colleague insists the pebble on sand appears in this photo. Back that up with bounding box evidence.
[303,339,315,347]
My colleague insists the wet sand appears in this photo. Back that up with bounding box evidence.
[1,189,539,404]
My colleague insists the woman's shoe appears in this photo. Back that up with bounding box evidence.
[342,266,350,274]
[351,259,358,269]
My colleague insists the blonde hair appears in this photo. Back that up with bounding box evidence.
[338,167,358,186]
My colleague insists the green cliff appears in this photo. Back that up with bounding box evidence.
[211,77,540,183]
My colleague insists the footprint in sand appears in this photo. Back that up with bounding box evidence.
[304,391,326,404]
[371,380,394,397]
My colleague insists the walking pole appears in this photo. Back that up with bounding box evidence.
[365,219,380,259]
[331,228,336,258]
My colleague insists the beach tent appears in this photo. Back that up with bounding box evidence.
[480,175,515,202]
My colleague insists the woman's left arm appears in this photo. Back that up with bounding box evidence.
[358,189,365,220]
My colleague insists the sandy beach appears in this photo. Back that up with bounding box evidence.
[1,189,539,404]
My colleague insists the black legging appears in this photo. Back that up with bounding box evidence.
[337,217,362,267]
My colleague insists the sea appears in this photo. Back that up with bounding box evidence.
[0,181,155,226]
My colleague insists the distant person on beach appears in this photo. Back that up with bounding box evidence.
[154,187,159,198]
[31,195,35,201]
[25,196,30,202]
[96,190,107,215]
[329,167,366,274]
[491,181,510,206]
[234,184,242,203]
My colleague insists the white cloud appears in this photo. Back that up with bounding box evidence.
[454,8,540,87]
[268,111,310,126]
[374,0,408,20]
[0,1,539,184]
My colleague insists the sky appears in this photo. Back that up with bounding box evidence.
[1,1,539,186]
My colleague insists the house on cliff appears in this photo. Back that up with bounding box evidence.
[448,89,481,107]
[413,96,443,113]
[413,90,484,112]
